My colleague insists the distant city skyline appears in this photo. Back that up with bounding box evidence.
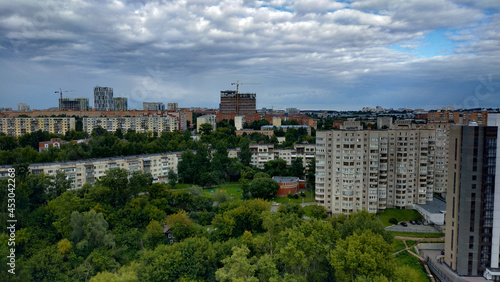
[1,1,499,110]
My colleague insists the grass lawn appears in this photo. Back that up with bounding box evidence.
[377,209,422,227]
[172,183,200,189]
[393,239,406,253]
[395,251,429,282]
[202,184,243,199]
[268,189,315,204]
[390,231,445,238]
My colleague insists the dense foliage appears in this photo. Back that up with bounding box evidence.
[1,168,421,281]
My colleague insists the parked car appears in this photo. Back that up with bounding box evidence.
[400,222,408,227]
[415,220,422,225]
[410,220,416,225]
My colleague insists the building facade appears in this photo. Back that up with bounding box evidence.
[445,116,500,278]
[219,90,256,115]
[94,86,114,111]
[59,98,89,111]
[315,122,449,214]
[17,103,30,112]
[143,102,165,111]
[197,114,217,133]
[83,116,181,135]
[0,152,181,190]
[0,117,75,136]
[113,97,128,111]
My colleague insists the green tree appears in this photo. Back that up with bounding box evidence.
[144,219,165,249]
[306,157,316,189]
[215,245,258,282]
[328,230,396,281]
[263,159,289,177]
[165,210,198,241]
[239,142,252,167]
[289,157,305,179]
[199,123,214,135]
[167,169,177,188]
[96,168,130,206]
[249,178,279,199]
[70,210,115,255]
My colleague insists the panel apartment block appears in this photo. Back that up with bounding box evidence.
[83,116,180,135]
[0,152,182,190]
[0,117,75,136]
[315,124,449,214]
[445,118,500,278]
[219,90,256,115]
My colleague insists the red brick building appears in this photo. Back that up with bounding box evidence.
[272,176,300,196]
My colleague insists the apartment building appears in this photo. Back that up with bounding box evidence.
[0,152,182,190]
[113,97,128,111]
[249,143,315,169]
[82,115,182,135]
[445,114,500,278]
[143,102,165,111]
[17,103,30,112]
[315,122,449,214]
[94,86,114,111]
[196,114,217,133]
[0,117,75,136]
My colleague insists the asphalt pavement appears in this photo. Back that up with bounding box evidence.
[385,222,441,233]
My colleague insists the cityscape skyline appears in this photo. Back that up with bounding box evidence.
[1,1,499,111]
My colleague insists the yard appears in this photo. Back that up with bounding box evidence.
[268,189,315,204]
[377,209,422,227]
[202,183,243,199]
[395,251,429,282]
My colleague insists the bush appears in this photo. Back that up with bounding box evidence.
[389,218,398,225]
[287,194,294,199]
[293,194,299,199]
[300,192,306,197]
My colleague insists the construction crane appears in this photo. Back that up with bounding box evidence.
[230,81,259,113]
[55,88,73,100]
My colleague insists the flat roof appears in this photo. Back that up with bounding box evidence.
[416,197,447,214]
[272,176,299,183]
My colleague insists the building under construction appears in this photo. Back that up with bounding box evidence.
[219,90,256,115]
[59,98,89,111]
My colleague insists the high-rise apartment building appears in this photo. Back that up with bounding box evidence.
[167,103,178,111]
[219,90,256,115]
[315,122,449,214]
[113,97,128,111]
[94,86,114,111]
[143,102,165,111]
[59,98,89,111]
[445,114,500,279]
[196,114,217,133]
[18,103,30,112]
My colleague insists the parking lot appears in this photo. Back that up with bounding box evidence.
[385,222,441,233]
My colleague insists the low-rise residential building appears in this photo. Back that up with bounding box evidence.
[249,143,315,169]
[0,117,75,136]
[38,138,90,152]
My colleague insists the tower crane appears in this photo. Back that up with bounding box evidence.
[230,81,259,113]
[55,89,74,110]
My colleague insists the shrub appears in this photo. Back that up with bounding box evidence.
[389,218,398,225]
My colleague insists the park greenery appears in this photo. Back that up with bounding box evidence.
[1,167,423,281]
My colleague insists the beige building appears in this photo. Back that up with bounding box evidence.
[83,116,182,135]
[315,122,449,214]
[197,114,217,133]
[0,152,182,190]
[0,117,75,136]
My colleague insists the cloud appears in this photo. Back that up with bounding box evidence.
[0,0,499,110]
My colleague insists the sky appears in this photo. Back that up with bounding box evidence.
[0,0,499,111]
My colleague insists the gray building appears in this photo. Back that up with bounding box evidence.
[59,98,89,111]
[94,86,114,111]
[113,97,128,111]
[445,114,500,278]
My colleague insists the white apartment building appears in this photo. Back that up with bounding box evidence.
[197,114,217,133]
[0,117,75,136]
[0,152,182,190]
[315,122,449,214]
[249,143,315,169]
[83,116,182,135]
